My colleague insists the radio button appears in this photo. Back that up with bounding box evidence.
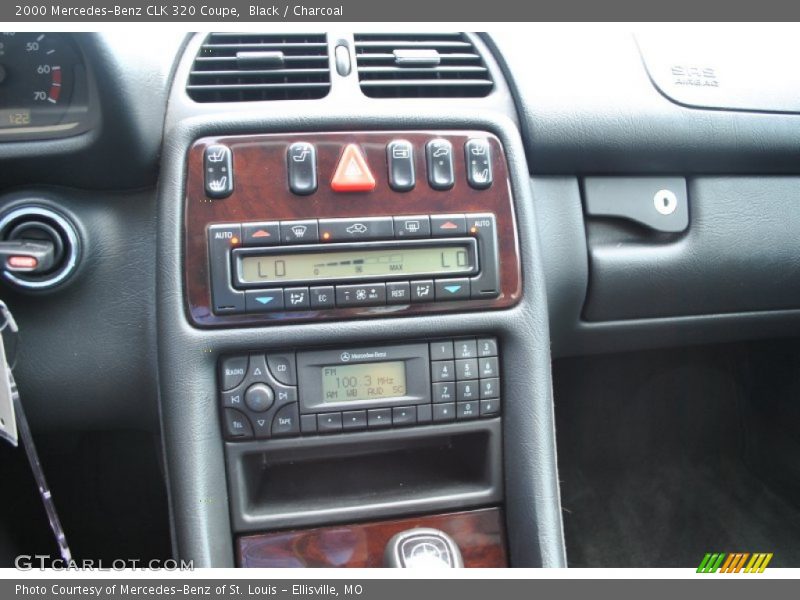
[392,406,417,427]
[386,281,411,304]
[480,378,500,399]
[410,280,434,302]
[284,287,310,310]
[318,412,344,433]
[267,353,297,386]
[477,337,498,357]
[245,289,285,313]
[336,283,386,307]
[431,360,455,382]
[319,217,394,242]
[426,139,455,190]
[287,142,318,196]
[456,358,479,380]
[457,380,479,402]
[310,286,335,309]
[457,401,480,420]
[430,340,454,361]
[432,382,455,403]
[368,408,392,429]
[245,383,275,412]
[341,410,367,431]
[242,221,280,246]
[480,398,501,417]
[479,357,499,379]
[280,220,318,244]
[433,402,456,422]
[430,214,466,236]
[272,403,300,437]
[434,278,470,301]
[224,408,253,440]
[387,140,416,192]
[393,215,430,239]
[454,339,478,359]
[301,414,318,434]
[465,138,493,190]
[220,355,248,390]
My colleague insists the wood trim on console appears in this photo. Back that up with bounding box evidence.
[236,508,508,568]
[185,131,521,327]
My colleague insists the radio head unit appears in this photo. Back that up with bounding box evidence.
[297,343,431,413]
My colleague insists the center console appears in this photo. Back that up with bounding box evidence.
[159,33,563,568]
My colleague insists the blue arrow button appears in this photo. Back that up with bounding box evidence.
[444,285,462,294]
[255,296,274,305]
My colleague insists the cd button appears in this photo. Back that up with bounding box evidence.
[267,353,297,386]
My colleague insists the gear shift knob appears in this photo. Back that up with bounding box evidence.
[384,528,464,568]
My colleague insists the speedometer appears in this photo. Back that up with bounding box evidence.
[0,32,86,136]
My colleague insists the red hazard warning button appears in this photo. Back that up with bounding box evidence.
[331,144,376,192]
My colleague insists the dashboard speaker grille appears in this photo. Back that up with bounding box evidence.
[354,33,493,98]
[187,33,331,102]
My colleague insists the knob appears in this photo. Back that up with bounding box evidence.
[384,528,463,568]
[244,383,274,412]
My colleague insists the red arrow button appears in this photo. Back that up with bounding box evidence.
[331,144,376,192]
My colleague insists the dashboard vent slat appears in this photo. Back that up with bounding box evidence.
[187,33,330,102]
[354,33,493,98]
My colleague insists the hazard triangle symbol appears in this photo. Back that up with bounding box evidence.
[331,144,376,192]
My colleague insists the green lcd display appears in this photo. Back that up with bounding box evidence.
[239,245,472,285]
[321,362,407,402]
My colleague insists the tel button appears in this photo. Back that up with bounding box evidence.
[272,403,300,437]
[223,409,253,440]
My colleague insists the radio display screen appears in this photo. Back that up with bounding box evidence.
[238,244,473,285]
[321,361,407,402]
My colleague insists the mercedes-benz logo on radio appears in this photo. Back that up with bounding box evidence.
[340,352,351,362]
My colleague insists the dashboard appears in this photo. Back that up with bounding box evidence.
[2,27,800,569]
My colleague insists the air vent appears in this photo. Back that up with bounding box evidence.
[354,33,493,98]
[187,33,330,102]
